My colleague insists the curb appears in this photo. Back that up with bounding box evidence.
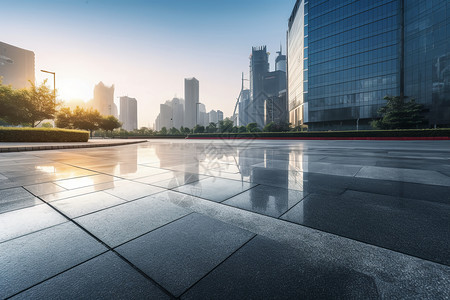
[0,140,147,153]
[186,137,450,141]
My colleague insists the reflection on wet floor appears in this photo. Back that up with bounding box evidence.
[0,140,449,299]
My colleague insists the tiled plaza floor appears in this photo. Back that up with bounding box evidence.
[1,139,450,299]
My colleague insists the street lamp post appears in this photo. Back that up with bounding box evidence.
[40,70,56,113]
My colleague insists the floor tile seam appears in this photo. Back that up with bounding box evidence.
[30,190,177,299]
[178,194,450,269]
[355,174,450,188]
[436,170,450,179]
[4,250,110,300]
[170,183,258,204]
[72,188,171,218]
[143,175,212,191]
[0,172,103,189]
[111,212,196,249]
[0,220,71,246]
[274,192,310,219]
[218,184,260,203]
[343,188,450,208]
[277,215,450,268]
[178,234,258,298]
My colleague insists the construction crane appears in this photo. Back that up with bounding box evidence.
[232,72,249,125]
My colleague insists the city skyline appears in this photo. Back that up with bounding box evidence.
[2,0,296,128]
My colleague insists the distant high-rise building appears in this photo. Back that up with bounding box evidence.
[287,0,450,130]
[265,90,288,125]
[250,46,270,127]
[208,110,218,124]
[184,77,199,129]
[0,41,35,89]
[275,46,287,73]
[159,102,172,130]
[242,46,287,127]
[119,96,137,131]
[197,103,208,126]
[170,98,184,130]
[217,110,224,122]
[238,89,251,126]
[92,82,117,117]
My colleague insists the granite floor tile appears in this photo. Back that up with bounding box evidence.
[223,185,306,217]
[182,235,379,299]
[0,204,67,242]
[116,213,254,297]
[356,166,450,187]
[75,193,191,247]
[11,252,169,300]
[0,187,43,214]
[102,180,166,201]
[55,174,118,190]
[173,177,255,202]
[23,182,66,196]
[51,191,126,218]
[0,222,107,299]
[281,190,450,266]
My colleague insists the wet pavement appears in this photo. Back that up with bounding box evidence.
[1,139,449,299]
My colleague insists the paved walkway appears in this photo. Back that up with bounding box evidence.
[0,139,147,152]
[1,139,449,299]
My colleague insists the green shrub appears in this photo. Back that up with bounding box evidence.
[0,127,89,142]
[187,129,450,139]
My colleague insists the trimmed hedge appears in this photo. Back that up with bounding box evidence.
[0,127,89,142]
[187,129,450,139]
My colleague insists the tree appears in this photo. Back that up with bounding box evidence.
[100,115,122,135]
[206,122,217,133]
[218,118,234,133]
[25,80,57,127]
[181,127,191,135]
[0,82,29,125]
[160,127,168,135]
[263,121,291,132]
[246,122,259,132]
[55,107,74,129]
[372,95,426,129]
[193,124,205,133]
[169,127,181,135]
[238,125,247,133]
[72,107,102,137]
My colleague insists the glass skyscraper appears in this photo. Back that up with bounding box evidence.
[288,0,450,130]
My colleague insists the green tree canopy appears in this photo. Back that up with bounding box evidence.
[25,80,58,127]
[55,107,74,129]
[263,121,291,132]
[169,127,181,135]
[100,115,122,133]
[246,122,259,132]
[193,124,205,133]
[72,107,102,136]
[372,95,426,129]
[206,122,217,133]
[218,118,233,133]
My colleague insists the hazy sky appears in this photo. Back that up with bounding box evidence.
[3,0,296,128]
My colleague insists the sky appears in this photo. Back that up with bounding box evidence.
[2,0,296,128]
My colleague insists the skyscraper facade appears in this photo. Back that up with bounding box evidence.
[119,96,137,131]
[170,98,184,130]
[288,0,450,130]
[404,0,450,126]
[217,110,224,122]
[250,47,270,126]
[184,77,199,129]
[0,41,35,89]
[92,82,118,117]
